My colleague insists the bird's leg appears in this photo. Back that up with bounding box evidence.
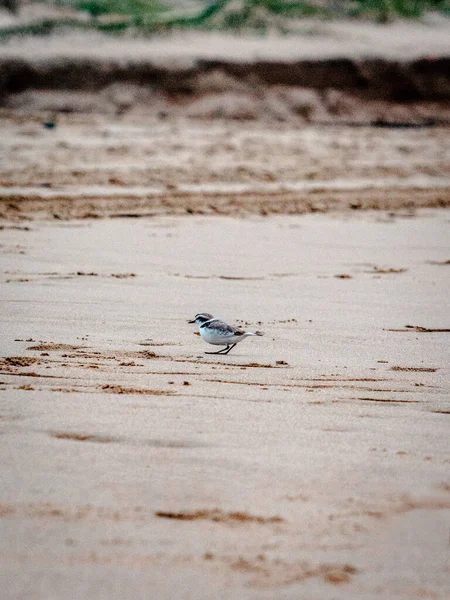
[221,343,237,355]
[205,346,230,355]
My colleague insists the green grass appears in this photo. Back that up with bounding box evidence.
[72,0,450,24]
[0,0,449,38]
[76,0,166,20]
[350,0,449,20]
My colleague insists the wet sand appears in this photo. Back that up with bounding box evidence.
[1,211,449,599]
[1,114,449,219]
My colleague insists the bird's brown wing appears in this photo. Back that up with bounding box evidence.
[210,320,244,336]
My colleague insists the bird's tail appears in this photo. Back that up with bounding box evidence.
[245,331,264,337]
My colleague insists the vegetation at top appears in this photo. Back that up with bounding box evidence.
[75,0,450,28]
[0,0,449,38]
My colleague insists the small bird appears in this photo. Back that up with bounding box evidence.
[188,313,264,355]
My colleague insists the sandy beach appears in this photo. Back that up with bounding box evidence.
[1,210,449,599]
[1,12,450,595]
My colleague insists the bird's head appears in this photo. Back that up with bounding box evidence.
[188,313,214,325]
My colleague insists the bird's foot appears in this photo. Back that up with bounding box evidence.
[205,346,229,355]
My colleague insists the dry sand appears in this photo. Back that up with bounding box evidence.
[1,210,449,599]
[2,12,450,61]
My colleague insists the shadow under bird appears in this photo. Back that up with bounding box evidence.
[188,313,264,355]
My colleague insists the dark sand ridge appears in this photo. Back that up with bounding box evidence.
[1,17,450,122]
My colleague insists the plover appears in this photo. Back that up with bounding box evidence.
[188,313,263,355]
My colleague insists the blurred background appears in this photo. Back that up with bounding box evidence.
[0,0,449,220]
[1,0,449,33]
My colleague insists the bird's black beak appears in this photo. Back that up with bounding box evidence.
[188,319,195,323]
